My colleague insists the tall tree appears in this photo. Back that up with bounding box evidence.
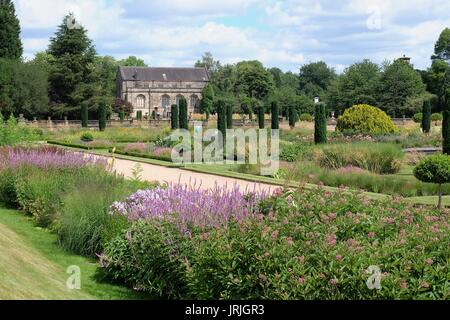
[378,59,426,117]
[201,84,214,120]
[327,59,381,114]
[48,13,97,118]
[0,0,23,60]
[299,61,336,99]
[119,56,147,67]
[433,28,450,62]
[235,61,274,100]
[195,52,220,75]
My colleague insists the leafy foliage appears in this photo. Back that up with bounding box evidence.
[314,103,327,144]
[0,0,23,60]
[336,104,398,135]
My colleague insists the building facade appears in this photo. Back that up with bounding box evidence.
[116,66,210,118]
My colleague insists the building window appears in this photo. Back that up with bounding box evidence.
[190,95,200,113]
[162,95,170,108]
[136,95,146,109]
[176,95,184,106]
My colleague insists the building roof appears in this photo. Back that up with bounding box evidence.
[118,66,210,82]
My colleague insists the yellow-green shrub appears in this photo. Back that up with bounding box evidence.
[337,104,399,135]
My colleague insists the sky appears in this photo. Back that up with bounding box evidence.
[15,0,450,73]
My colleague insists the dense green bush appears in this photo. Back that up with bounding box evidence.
[0,114,41,146]
[299,113,313,122]
[280,143,310,162]
[312,142,403,174]
[216,99,227,143]
[227,103,233,129]
[336,104,399,135]
[102,187,449,299]
[80,132,94,142]
[413,113,423,123]
[258,106,265,129]
[431,113,443,124]
[98,102,107,132]
[288,106,297,128]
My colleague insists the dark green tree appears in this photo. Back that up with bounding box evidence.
[178,97,188,130]
[171,104,179,130]
[119,110,125,122]
[422,99,431,133]
[235,61,274,100]
[98,101,107,132]
[288,105,297,128]
[216,99,227,143]
[314,103,327,144]
[258,105,265,129]
[299,61,336,99]
[118,56,147,67]
[201,84,214,120]
[81,102,88,128]
[0,0,23,60]
[226,103,233,129]
[378,59,426,117]
[48,13,97,118]
[443,90,450,154]
[271,101,279,130]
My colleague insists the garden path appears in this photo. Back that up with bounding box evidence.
[110,157,276,193]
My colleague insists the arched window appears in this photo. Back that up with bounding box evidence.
[136,95,146,109]
[162,95,170,108]
[190,95,200,113]
[176,95,184,106]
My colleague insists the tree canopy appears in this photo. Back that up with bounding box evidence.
[0,0,23,60]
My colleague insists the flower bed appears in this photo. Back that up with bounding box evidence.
[101,186,450,300]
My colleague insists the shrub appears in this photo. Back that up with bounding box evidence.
[443,92,450,155]
[0,114,41,146]
[336,104,398,135]
[258,106,265,129]
[99,102,107,132]
[171,104,179,130]
[80,132,94,142]
[422,100,431,133]
[81,102,89,128]
[299,113,313,122]
[123,143,148,154]
[280,143,310,162]
[314,104,327,144]
[312,142,403,174]
[431,113,443,123]
[414,154,450,209]
[413,113,423,123]
[288,106,297,128]
[271,101,279,130]
[216,99,227,143]
[226,103,233,129]
[179,98,188,130]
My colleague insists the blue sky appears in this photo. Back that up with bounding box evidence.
[15,0,450,73]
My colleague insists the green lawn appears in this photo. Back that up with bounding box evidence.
[0,206,145,300]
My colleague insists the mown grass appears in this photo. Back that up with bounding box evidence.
[0,205,146,300]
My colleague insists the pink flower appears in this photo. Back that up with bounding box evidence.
[298,277,305,285]
[272,188,284,197]
[286,237,294,246]
[297,256,305,263]
[335,255,343,261]
[271,230,279,240]
[368,232,376,239]
[425,259,433,265]
[420,281,430,289]
[330,278,338,285]
[325,234,337,246]
[400,281,408,289]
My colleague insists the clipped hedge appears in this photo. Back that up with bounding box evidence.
[337,104,398,135]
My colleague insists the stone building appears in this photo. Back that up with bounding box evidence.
[116,66,210,118]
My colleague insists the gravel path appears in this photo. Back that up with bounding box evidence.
[110,157,276,193]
